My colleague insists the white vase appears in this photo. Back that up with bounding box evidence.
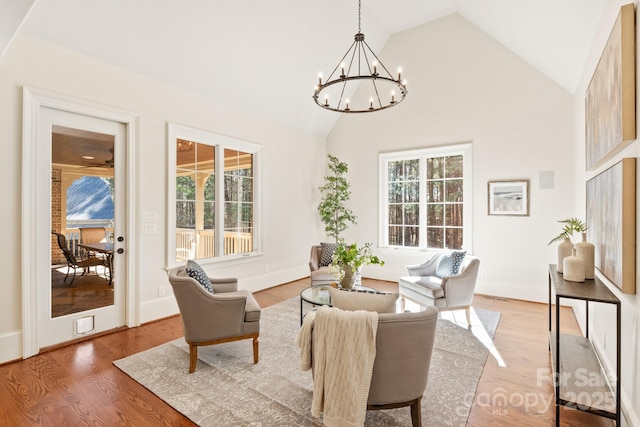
[557,238,573,273]
[563,248,585,282]
[575,232,595,280]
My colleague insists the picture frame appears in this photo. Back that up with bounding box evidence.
[487,180,529,216]
[586,157,636,294]
[585,3,636,170]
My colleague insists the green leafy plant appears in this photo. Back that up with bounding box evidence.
[547,217,588,245]
[317,154,357,242]
[328,241,385,280]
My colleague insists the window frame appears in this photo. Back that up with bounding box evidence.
[378,143,473,252]
[167,123,262,268]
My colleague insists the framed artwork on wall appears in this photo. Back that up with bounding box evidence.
[585,3,636,171]
[487,180,529,216]
[586,157,636,294]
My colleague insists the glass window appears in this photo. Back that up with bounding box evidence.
[379,144,472,251]
[168,125,260,265]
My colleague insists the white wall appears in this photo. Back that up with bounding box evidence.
[571,1,640,425]
[0,34,325,363]
[326,14,575,303]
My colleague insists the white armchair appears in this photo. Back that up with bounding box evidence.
[399,253,480,325]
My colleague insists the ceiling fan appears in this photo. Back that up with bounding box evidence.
[84,148,114,168]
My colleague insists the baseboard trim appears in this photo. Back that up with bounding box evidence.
[0,330,22,364]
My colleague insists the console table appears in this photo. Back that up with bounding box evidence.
[548,264,620,426]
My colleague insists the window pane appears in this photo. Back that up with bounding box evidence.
[203,201,214,229]
[224,202,238,229]
[404,226,419,247]
[196,143,215,173]
[241,177,253,202]
[427,157,444,179]
[404,182,419,203]
[427,227,443,248]
[176,139,195,166]
[446,204,463,227]
[388,226,402,245]
[446,155,463,178]
[388,204,402,225]
[446,228,463,249]
[176,200,195,228]
[204,175,215,201]
[388,161,403,182]
[405,159,419,180]
[176,175,195,200]
[404,204,419,225]
[427,181,442,203]
[388,183,403,203]
[446,179,463,202]
[224,175,238,202]
[427,204,444,225]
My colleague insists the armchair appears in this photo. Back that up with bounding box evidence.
[309,244,361,285]
[303,307,439,426]
[399,254,480,325]
[168,266,261,373]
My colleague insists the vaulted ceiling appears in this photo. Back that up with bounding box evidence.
[2,0,607,138]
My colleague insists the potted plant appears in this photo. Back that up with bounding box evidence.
[547,217,588,245]
[548,217,590,275]
[328,241,384,289]
[317,154,357,242]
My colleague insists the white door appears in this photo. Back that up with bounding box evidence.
[39,107,126,348]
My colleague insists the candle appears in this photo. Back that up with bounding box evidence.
[318,73,322,85]
[397,67,402,81]
[369,97,374,109]
[391,91,396,103]
[324,95,329,106]
[341,63,345,77]
[373,61,377,75]
[345,99,350,110]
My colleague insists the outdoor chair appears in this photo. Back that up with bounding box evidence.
[52,231,105,285]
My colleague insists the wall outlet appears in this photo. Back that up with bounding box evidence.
[158,285,166,297]
[143,211,157,222]
[143,223,157,234]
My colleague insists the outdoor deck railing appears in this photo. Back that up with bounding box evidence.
[176,228,252,260]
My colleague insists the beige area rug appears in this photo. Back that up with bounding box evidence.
[114,297,500,426]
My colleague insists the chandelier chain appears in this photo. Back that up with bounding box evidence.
[358,0,361,33]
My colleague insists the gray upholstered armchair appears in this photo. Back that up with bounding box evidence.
[308,307,439,426]
[399,254,480,325]
[309,244,361,285]
[168,266,261,373]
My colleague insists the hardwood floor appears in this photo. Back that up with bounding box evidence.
[0,278,613,426]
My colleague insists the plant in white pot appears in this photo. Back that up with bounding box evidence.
[548,218,592,278]
[328,241,384,289]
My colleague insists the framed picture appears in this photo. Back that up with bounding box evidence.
[586,158,636,294]
[487,180,529,216]
[585,3,636,170]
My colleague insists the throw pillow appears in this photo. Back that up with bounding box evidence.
[185,260,214,293]
[320,242,337,267]
[329,287,398,313]
[435,250,467,278]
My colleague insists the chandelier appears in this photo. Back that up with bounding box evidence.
[313,0,407,113]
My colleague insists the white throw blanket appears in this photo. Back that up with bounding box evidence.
[296,306,378,427]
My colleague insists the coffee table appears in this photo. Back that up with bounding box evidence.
[299,282,378,325]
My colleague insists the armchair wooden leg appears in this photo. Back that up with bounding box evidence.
[188,343,198,373]
[252,336,259,364]
[410,397,422,427]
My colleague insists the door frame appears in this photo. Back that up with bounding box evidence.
[22,86,140,358]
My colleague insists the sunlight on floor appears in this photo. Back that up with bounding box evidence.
[440,307,507,368]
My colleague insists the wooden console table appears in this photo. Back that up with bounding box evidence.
[548,264,620,426]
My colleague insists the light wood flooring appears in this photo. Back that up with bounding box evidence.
[0,278,613,426]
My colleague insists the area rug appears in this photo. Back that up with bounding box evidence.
[114,297,500,426]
